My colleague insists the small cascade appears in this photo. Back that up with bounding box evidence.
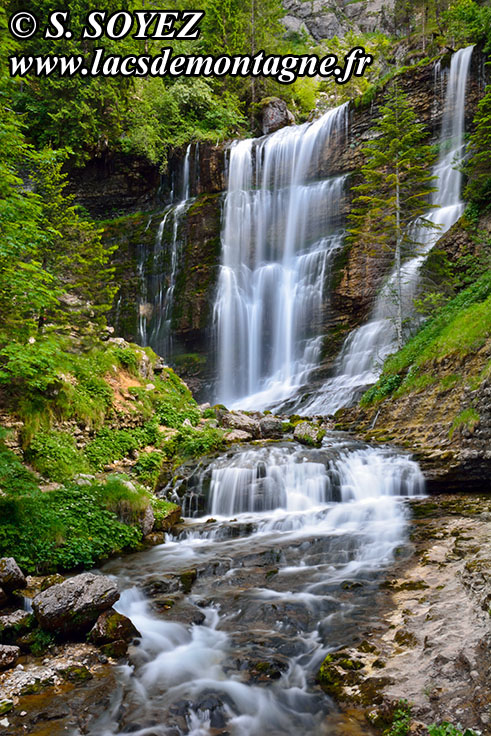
[214,104,348,410]
[92,439,424,736]
[138,144,194,356]
[173,438,424,526]
[304,45,474,415]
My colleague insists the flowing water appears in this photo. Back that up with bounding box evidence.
[73,46,474,736]
[303,45,474,415]
[138,145,194,357]
[79,436,424,736]
[214,104,348,410]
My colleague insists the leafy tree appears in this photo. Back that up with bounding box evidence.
[348,83,438,348]
[465,81,491,206]
[441,0,491,47]
[29,149,117,331]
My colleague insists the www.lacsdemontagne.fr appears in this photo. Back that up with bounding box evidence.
[9,47,373,85]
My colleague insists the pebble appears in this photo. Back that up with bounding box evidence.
[0,718,9,727]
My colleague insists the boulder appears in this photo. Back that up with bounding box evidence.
[32,573,119,636]
[293,421,325,448]
[221,412,260,438]
[0,610,34,644]
[259,416,284,439]
[0,645,20,671]
[0,558,26,592]
[225,430,253,443]
[88,609,140,646]
[260,97,295,136]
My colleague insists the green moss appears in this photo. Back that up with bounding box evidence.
[449,408,480,439]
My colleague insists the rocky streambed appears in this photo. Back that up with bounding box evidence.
[0,441,489,736]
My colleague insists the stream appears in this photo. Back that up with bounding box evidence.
[80,435,424,736]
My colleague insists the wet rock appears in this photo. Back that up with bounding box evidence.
[144,531,166,546]
[0,645,20,671]
[293,421,325,447]
[100,640,128,658]
[153,505,181,532]
[32,573,119,636]
[88,609,140,646]
[0,558,26,593]
[59,664,93,684]
[259,416,284,439]
[220,411,260,438]
[259,97,295,135]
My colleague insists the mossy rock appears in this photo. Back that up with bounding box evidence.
[60,665,93,684]
[180,569,197,594]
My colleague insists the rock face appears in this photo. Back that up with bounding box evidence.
[282,0,396,41]
[0,645,19,671]
[0,558,26,592]
[88,609,140,646]
[259,97,295,135]
[32,573,119,636]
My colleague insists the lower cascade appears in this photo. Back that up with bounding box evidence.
[84,438,424,736]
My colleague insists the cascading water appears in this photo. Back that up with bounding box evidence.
[214,104,348,410]
[303,45,474,415]
[138,144,194,356]
[78,437,424,736]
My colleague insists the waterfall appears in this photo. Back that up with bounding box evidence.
[304,45,474,415]
[214,104,348,409]
[206,443,423,519]
[94,438,424,736]
[138,144,193,356]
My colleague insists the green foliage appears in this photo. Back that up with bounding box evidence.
[0,431,39,496]
[84,424,159,470]
[384,700,412,736]
[133,450,165,488]
[428,724,478,736]
[349,82,437,346]
[465,80,491,208]
[449,407,480,438]
[362,272,491,404]
[0,476,144,573]
[162,425,225,463]
[441,0,491,47]
[27,431,90,483]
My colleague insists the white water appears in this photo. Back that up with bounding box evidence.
[85,439,424,736]
[304,45,474,415]
[138,144,194,356]
[214,105,348,410]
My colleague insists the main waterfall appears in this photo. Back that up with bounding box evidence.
[214,47,473,414]
[303,45,474,415]
[214,104,348,409]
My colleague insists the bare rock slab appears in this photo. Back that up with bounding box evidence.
[32,573,119,637]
